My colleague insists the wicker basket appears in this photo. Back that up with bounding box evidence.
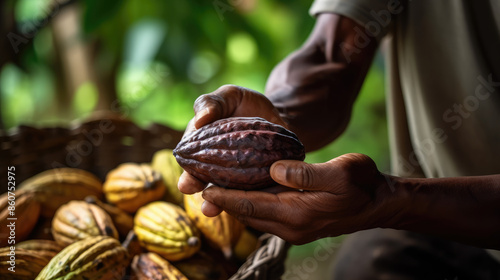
[0,114,290,279]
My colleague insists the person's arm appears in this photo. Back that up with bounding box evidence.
[265,13,378,151]
[387,174,500,248]
[201,154,500,249]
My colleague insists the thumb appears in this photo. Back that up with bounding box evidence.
[193,94,225,129]
[270,160,334,191]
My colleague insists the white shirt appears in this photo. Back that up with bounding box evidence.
[310,0,500,262]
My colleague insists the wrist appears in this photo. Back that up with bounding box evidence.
[371,174,414,230]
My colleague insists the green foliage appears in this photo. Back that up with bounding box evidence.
[1,0,389,166]
[82,0,126,32]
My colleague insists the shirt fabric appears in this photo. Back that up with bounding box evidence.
[310,0,500,262]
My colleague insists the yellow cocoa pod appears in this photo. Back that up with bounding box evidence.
[132,252,188,280]
[103,163,166,213]
[52,200,119,247]
[233,229,259,261]
[0,247,52,280]
[16,239,64,259]
[0,190,41,246]
[35,236,129,280]
[18,168,103,217]
[85,195,134,239]
[184,192,244,258]
[134,201,200,261]
[151,149,184,205]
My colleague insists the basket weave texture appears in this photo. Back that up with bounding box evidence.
[0,116,289,279]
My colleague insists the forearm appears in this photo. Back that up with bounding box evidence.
[265,13,378,151]
[380,174,500,249]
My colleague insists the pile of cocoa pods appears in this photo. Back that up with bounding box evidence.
[0,148,258,280]
[0,117,305,279]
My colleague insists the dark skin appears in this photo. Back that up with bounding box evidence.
[178,13,500,248]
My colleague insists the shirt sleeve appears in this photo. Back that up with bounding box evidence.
[309,0,398,41]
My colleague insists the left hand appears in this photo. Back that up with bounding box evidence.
[201,153,394,245]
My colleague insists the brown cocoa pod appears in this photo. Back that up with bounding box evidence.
[0,247,52,279]
[0,190,41,246]
[132,252,189,280]
[85,195,134,240]
[172,251,228,280]
[173,117,305,190]
[18,168,103,217]
[51,200,119,247]
[121,230,143,259]
[16,239,64,259]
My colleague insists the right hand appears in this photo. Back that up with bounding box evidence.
[177,85,287,196]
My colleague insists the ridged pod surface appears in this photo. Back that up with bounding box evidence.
[52,200,119,247]
[103,163,166,213]
[173,117,305,190]
[0,247,52,280]
[16,239,64,260]
[132,252,188,280]
[134,201,200,261]
[85,195,134,239]
[0,190,40,246]
[35,236,129,280]
[151,149,185,205]
[184,192,244,258]
[18,168,103,217]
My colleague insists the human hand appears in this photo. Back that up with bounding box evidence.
[264,14,378,151]
[177,84,288,196]
[201,153,393,245]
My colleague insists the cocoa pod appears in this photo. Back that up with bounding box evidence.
[132,252,188,280]
[85,195,134,239]
[0,190,41,246]
[0,247,52,280]
[16,239,63,259]
[134,201,201,261]
[121,230,143,260]
[151,149,185,205]
[52,200,119,247]
[184,191,244,259]
[233,229,259,261]
[18,168,103,217]
[173,117,305,190]
[35,236,129,280]
[172,252,228,280]
[103,163,166,213]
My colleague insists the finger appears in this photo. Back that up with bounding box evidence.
[178,171,206,194]
[193,85,243,129]
[201,200,223,217]
[270,160,340,191]
[193,85,287,129]
[201,186,296,222]
[259,185,299,194]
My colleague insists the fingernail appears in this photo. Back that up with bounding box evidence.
[201,188,213,202]
[195,108,210,123]
[273,164,287,182]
